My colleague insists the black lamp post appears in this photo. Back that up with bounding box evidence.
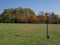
[46,20,49,39]
[45,13,49,39]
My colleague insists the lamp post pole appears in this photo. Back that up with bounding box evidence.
[46,19,49,39]
[45,13,49,39]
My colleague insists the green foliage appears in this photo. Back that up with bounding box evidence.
[0,7,60,24]
[0,7,35,23]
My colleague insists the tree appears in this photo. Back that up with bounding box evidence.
[29,14,37,23]
[50,12,58,24]
[1,7,36,23]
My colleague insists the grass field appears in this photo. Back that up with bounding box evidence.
[0,23,60,45]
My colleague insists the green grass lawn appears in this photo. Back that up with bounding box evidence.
[0,23,60,45]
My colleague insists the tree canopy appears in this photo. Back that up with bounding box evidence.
[0,7,60,24]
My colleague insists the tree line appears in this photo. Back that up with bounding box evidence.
[0,7,60,24]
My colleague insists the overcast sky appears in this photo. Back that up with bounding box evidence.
[0,0,60,15]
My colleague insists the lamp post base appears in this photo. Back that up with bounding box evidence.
[47,35,49,39]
